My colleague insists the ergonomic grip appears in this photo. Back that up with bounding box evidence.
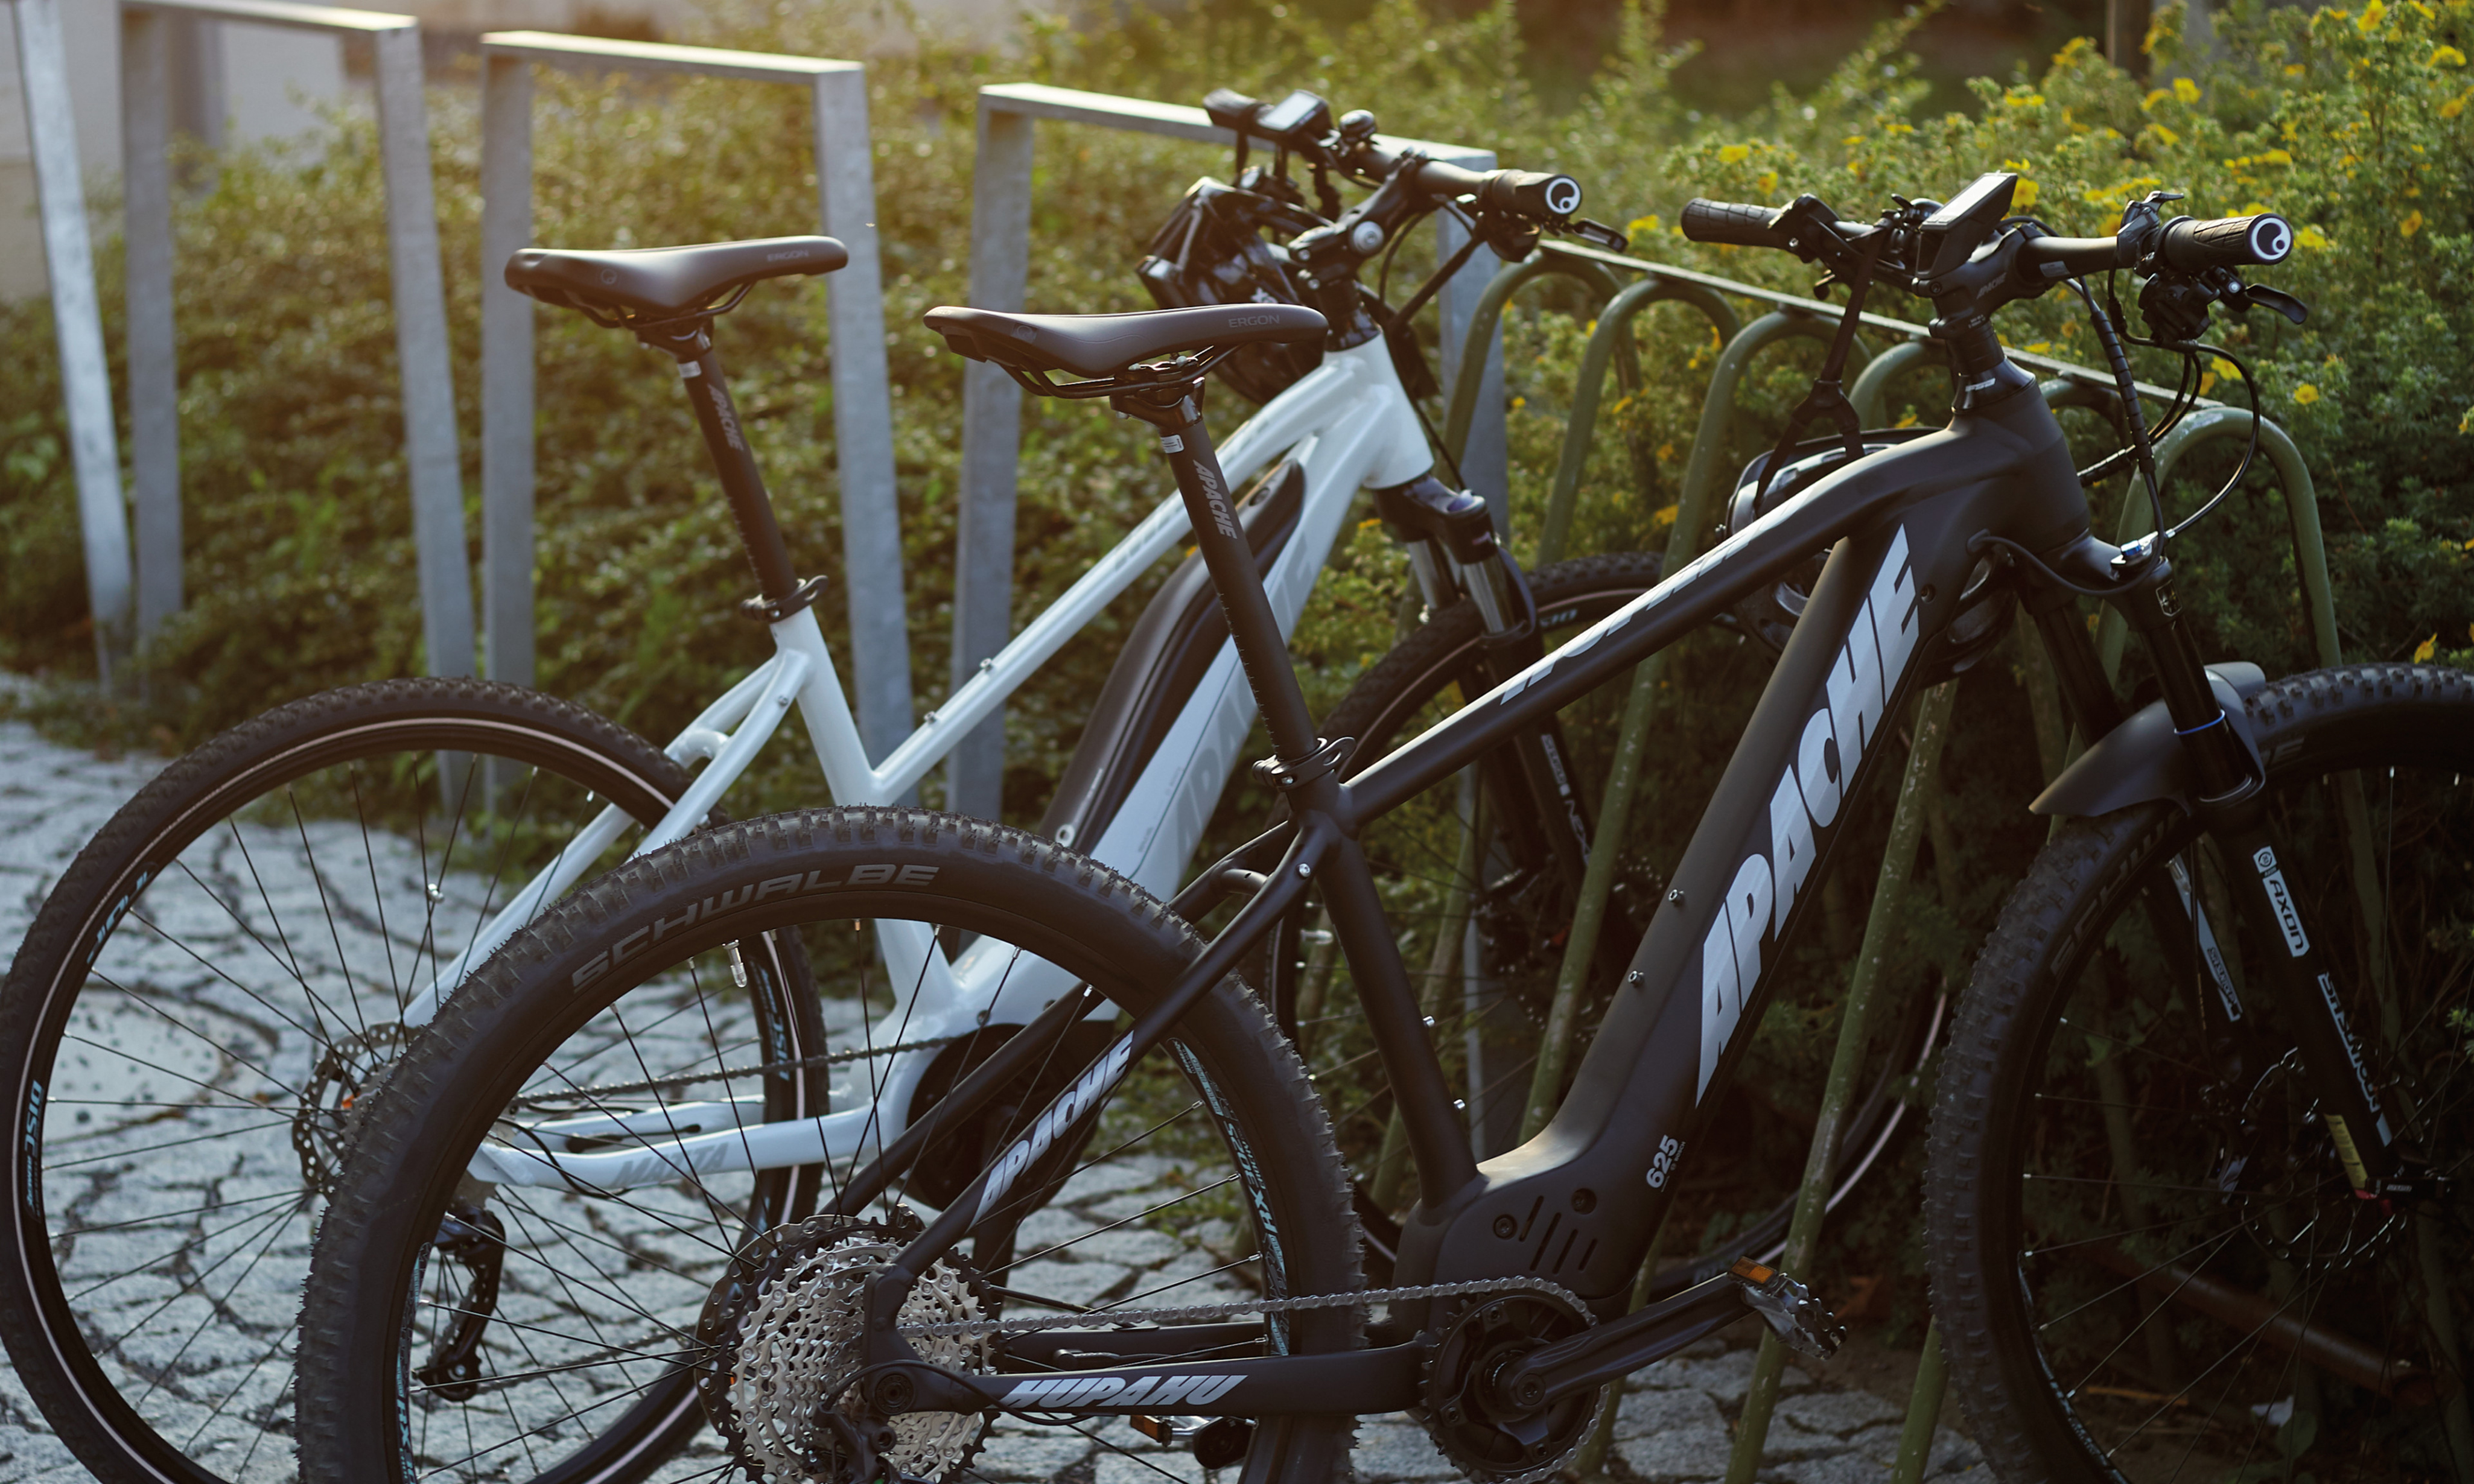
[1479,170,1584,219]
[2159,213,2294,270]
[1681,199,1790,249]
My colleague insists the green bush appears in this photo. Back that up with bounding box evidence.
[0,0,2463,1346]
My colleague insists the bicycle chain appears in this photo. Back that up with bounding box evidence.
[898,1273,1591,1340]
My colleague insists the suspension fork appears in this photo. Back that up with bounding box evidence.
[2113,555,2407,1194]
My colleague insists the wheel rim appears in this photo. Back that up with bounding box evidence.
[7,715,740,1484]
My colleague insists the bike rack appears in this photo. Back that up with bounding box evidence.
[1443,239,2341,1482]
[116,0,471,682]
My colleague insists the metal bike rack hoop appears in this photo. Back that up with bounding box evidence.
[950,80,1511,819]
[118,0,472,679]
[477,31,912,764]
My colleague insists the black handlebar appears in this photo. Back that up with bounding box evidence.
[1679,200,1792,249]
[1380,148,1582,220]
[2159,212,2294,270]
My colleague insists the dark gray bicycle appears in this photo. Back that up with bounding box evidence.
[296,166,2471,1484]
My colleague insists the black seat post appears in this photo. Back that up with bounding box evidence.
[1116,386,1321,767]
[642,320,801,606]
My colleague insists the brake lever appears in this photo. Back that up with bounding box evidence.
[1552,217,1630,252]
[2227,282,2309,326]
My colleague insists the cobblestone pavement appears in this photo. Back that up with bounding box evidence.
[0,711,1982,1482]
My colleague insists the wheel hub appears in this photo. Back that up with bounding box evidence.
[1418,1290,1601,1484]
[695,1215,994,1483]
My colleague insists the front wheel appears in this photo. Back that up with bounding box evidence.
[1927,664,2474,1482]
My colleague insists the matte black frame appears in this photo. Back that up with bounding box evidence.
[820,375,2099,1413]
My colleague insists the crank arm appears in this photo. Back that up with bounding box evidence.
[866,1340,1426,1419]
[1503,1258,1845,1409]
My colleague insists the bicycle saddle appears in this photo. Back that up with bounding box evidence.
[504,235,848,319]
[924,303,1325,380]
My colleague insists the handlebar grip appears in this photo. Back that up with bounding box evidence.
[1681,199,1790,249]
[2159,213,2294,270]
[1478,169,1583,220]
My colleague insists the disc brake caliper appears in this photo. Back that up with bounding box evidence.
[415,1205,507,1403]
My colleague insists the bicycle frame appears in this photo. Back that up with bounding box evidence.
[435,334,1433,1188]
[827,369,2128,1418]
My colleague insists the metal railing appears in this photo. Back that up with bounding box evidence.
[119,0,471,678]
[14,0,129,680]
[942,80,1512,817]
[477,32,912,760]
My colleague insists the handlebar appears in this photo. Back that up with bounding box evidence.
[2159,212,2294,270]
[1679,199,1792,249]
[1368,142,1582,220]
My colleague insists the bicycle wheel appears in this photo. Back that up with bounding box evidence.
[1927,663,2474,1482]
[295,807,1363,1484]
[0,677,823,1484]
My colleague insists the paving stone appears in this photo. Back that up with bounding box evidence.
[1773,1387,1904,1438]
[1068,1224,1183,1269]
[1757,1451,1884,1484]
[1094,1447,1205,1484]
[974,1431,1099,1479]
[1350,1421,1460,1480]
[1614,1384,1731,1442]
[1006,1257,1137,1310]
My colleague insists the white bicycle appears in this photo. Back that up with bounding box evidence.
[0,87,1638,1484]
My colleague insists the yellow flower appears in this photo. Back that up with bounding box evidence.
[2241,201,2274,216]
[1756,170,1779,195]
[2147,124,2183,146]
[2358,0,2387,28]
[1511,396,1527,410]
[2285,62,2309,75]
[1842,133,1865,145]
[2297,225,2333,249]
[2434,44,2470,65]
[2173,77,2201,103]
[1626,214,1662,239]
[2261,148,2294,166]
[2294,384,2323,405]
[2024,341,2052,355]
[2443,89,2471,118]
[1719,144,1751,164]
[2142,87,2172,111]
[2415,633,2438,662]
[2015,178,2041,209]
[2403,209,2426,236]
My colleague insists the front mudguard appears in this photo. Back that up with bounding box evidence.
[2031,662,2269,818]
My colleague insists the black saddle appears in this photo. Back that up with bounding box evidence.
[924,303,1325,381]
[504,236,848,320]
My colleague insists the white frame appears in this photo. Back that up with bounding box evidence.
[424,334,1434,1193]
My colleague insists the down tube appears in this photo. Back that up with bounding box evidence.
[1396,516,1945,1306]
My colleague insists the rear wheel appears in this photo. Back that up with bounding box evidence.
[1927,664,2474,1482]
[295,807,1364,1484]
[0,678,821,1484]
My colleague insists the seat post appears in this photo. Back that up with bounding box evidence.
[1116,385,1321,767]
[644,320,801,605]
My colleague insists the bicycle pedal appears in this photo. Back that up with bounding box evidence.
[1728,1257,1847,1361]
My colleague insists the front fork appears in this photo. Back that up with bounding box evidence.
[2113,554,2406,1195]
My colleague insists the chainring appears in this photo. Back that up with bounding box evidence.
[696,1215,996,1484]
[1417,1288,1603,1484]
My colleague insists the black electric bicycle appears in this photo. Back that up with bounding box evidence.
[297,165,2472,1484]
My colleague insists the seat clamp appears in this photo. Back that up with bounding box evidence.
[1251,736,1353,793]
[741,575,830,626]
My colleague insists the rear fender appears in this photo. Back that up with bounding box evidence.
[2031,662,2269,818]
